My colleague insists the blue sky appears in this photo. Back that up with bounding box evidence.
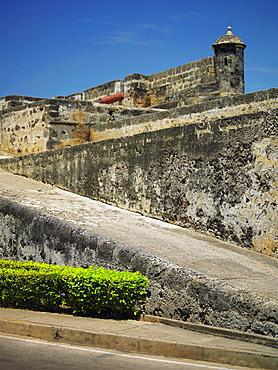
[1,0,277,98]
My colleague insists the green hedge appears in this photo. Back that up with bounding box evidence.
[0,260,148,318]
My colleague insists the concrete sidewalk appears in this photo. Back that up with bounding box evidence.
[0,169,278,301]
[0,307,278,369]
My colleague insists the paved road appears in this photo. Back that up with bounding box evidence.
[0,169,278,301]
[0,333,252,370]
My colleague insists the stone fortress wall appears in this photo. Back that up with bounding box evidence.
[1,196,278,337]
[0,27,247,155]
[84,56,218,108]
[0,87,277,258]
[83,80,124,102]
[68,26,246,108]
[89,88,278,142]
[0,27,277,258]
[0,96,160,155]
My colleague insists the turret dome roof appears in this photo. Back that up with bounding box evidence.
[213,27,246,48]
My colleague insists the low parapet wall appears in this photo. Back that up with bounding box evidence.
[90,88,278,141]
[0,90,277,257]
[0,95,44,111]
[0,97,160,154]
[83,80,124,101]
[0,196,277,337]
[123,57,217,107]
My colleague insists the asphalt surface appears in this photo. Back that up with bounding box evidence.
[0,331,259,370]
[0,308,277,369]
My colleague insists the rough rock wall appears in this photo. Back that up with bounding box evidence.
[83,80,124,101]
[0,103,49,155]
[0,95,44,111]
[123,57,217,107]
[0,197,277,337]
[0,98,160,154]
[80,57,217,108]
[89,88,278,143]
[0,105,277,257]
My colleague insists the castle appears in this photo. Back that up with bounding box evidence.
[0,27,277,259]
[0,27,247,155]
[83,26,246,108]
[1,27,278,336]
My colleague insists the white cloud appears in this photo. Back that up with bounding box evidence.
[84,21,170,46]
[248,67,278,73]
[105,31,147,45]
[78,18,120,27]
[89,30,148,46]
[141,23,159,30]
[168,12,200,21]
[140,23,171,33]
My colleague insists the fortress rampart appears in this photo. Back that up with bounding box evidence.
[81,56,217,107]
[1,88,276,155]
[1,195,277,337]
[1,87,277,258]
[0,28,277,257]
[31,27,246,110]
[0,27,249,155]
[0,97,160,155]
[90,88,278,142]
[90,56,218,108]
[0,27,278,335]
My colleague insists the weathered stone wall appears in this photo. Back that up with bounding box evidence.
[1,197,277,337]
[80,57,218,108]
[121,57,218,107]
[0,97,160,154]
[0,95,44,111]
[90,88,278,143]
[83,80,124,101]
[147,56,217,106]
[0,93,277,258]
[0,103,50,155]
